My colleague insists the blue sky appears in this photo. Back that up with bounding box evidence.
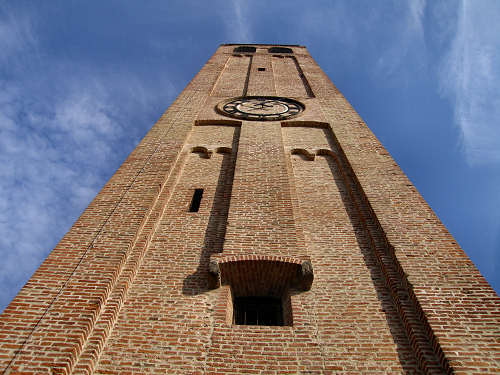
[0,1,499,312]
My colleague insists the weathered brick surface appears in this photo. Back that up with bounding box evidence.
[1,44,498,374]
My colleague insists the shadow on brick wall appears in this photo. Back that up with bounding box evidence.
[322,128,424,374]
[182,128,239,295]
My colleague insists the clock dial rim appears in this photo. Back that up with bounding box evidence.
[217,96,305,121]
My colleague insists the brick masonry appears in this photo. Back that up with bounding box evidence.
[0,44,499,374]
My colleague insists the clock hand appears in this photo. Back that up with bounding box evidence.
[241,101,262,109]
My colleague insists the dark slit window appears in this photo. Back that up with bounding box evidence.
[257,67,266,71]
[233,296,284,326]
[189,189,204,212]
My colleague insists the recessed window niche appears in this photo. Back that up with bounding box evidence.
[233,46,256,53]
[232,293,292,326]
[209,256,313,328]
[268,47,293,54]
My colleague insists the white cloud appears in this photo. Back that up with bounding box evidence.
[297,1,428,80]
[0,80,124,308]
[408,0,426,35]
[0,8,176,311]
[375,0,427,80]
[224,1,252,43]
[0,11,37,65]
[439,0,500,165]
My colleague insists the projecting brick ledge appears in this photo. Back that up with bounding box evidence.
[209,254,313,294]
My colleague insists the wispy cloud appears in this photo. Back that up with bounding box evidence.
[408,0,426,35]
[0,79,129,310]
[0,7,175,311]
[297,0,500,164]
[0,10,36,65]
[297,1,428,80]
[439,0,500,165]
[224,0,252,43]
[375,0,427,80]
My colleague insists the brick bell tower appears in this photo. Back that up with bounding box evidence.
[1,44,499,374]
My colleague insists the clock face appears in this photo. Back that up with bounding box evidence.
[217,96,304,121]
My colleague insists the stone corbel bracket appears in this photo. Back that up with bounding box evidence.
[291,148,315,161]
[191,146,233,159]
[315,148,337,157]
[191,146,212,159]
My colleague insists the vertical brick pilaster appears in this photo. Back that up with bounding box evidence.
[246,54,275,96]
[220,122,305,260]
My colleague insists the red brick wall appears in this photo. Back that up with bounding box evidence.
[0,44,498,374]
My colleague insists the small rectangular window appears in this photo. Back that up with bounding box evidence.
[189,189,204,212]
[257,67,266,71]
[233,296,284,326]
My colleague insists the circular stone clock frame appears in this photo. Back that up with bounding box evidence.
[216,96,304,121]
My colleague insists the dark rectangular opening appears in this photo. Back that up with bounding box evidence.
[257,67,266,71]
[233,296,284,326]
[233,46,256,53]
[189,189,204,212]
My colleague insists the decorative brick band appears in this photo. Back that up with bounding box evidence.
[72,137,193,374]
[281,120,329,128]
[216,254,306,264]
[194,119,242,126]
[325,129,452,374]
